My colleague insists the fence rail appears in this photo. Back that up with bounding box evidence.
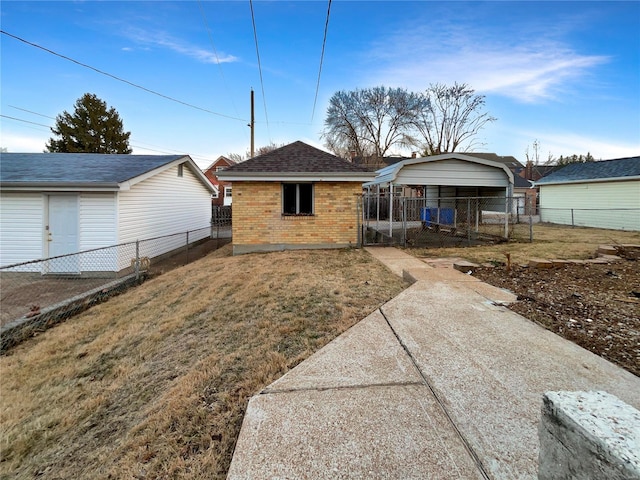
[1,224,229,350]
[361,195,536,247]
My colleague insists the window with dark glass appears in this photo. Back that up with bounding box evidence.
[282,183,313,215]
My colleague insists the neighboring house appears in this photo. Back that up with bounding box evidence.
[0,153,216,272]
[350,153,414,171]
[535,156,640,231]
[203,155,236,206]
[467,153,536,213]
[215,141,375,255]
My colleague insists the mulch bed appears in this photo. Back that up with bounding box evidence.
[472,260,640,377]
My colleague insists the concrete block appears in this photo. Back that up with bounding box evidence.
[453,260,481,273]
[529,258,554,269]
[538,391,640,480]
[597,254,622,261]
[597,245,618,256]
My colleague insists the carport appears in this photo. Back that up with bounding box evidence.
[363,153,515,241]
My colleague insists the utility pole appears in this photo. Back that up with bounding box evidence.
[249,88,255,158]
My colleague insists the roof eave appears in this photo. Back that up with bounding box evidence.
[216,172,375,182]
[0,182,120,191]
[535,175,640,187]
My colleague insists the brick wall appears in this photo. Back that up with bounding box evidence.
[231,181,362,253]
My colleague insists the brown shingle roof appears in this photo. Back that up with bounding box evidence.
[222,141,372,174]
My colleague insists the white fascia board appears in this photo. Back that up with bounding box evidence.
[0,184,119,192]
[535,175,640,187]
[216,173,375,182]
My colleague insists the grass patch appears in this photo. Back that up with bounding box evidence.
[0,246,407,479]
[408,223,640,264]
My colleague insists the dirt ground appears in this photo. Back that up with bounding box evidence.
[472,259,640,377]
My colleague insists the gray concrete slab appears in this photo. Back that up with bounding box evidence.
[227,384,485,480]
[365,247,433,277]
[381,280,640,479]
[265,310,422,392]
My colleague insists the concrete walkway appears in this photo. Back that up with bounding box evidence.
[227,247,640,479]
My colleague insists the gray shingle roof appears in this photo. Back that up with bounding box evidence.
[0,153,186,186]
[220,141,373,174]
[535,156,640,185]
[469,153,524,169]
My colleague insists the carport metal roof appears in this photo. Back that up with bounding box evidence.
[363,153,514,188]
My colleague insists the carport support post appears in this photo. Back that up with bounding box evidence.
[467,198,471,245]
[389,182,393,238]
[376,184,380,231]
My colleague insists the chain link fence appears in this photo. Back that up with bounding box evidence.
[539,207,640,231]
[361,195,536,247]
[1,224,228,352]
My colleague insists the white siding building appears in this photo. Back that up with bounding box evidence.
[0,153,215,272]
[535,157,640,231]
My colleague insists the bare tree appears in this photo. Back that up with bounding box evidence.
[413,83,496,155]
[226,152,245,163]
[322,87,426,159]
[252,142,285,157]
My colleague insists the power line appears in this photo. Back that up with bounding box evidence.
[311,0,332,122]
[1,114,50,128]
[197,0,240,117]
[2,113,212,162]
[248,0,271,140]
[0,30,247,122]
[8,105,56,120]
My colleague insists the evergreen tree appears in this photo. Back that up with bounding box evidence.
[46,93,132,153]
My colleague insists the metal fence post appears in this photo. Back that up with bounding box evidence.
[135,240,140,280]
[402,197,407,247]
[504,196,509,239]
[529,213,533,243]
[571,209,575,227]
[185,231,190,264]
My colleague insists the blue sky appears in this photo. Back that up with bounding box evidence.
[1,1,638,168]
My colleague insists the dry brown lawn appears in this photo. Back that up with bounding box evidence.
[0,246,407,479]
[410,223,640,265]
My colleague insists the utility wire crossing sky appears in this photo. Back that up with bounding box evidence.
[1,1,638,168]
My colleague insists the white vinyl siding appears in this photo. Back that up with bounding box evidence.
[396,159,509,187]
[540,180,640,230]
[118,163,212,260]
[0,192,44,267]
[78,193,118,272]
[79,193,117,250]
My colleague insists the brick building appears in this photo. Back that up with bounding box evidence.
[216,141,375,255]
[203,155,236,206]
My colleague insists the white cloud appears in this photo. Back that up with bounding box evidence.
[0,132,49,152]
[124,28,238,64]
[495,126,640,161]
[537,132,639,160]
[368,26,608,103]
